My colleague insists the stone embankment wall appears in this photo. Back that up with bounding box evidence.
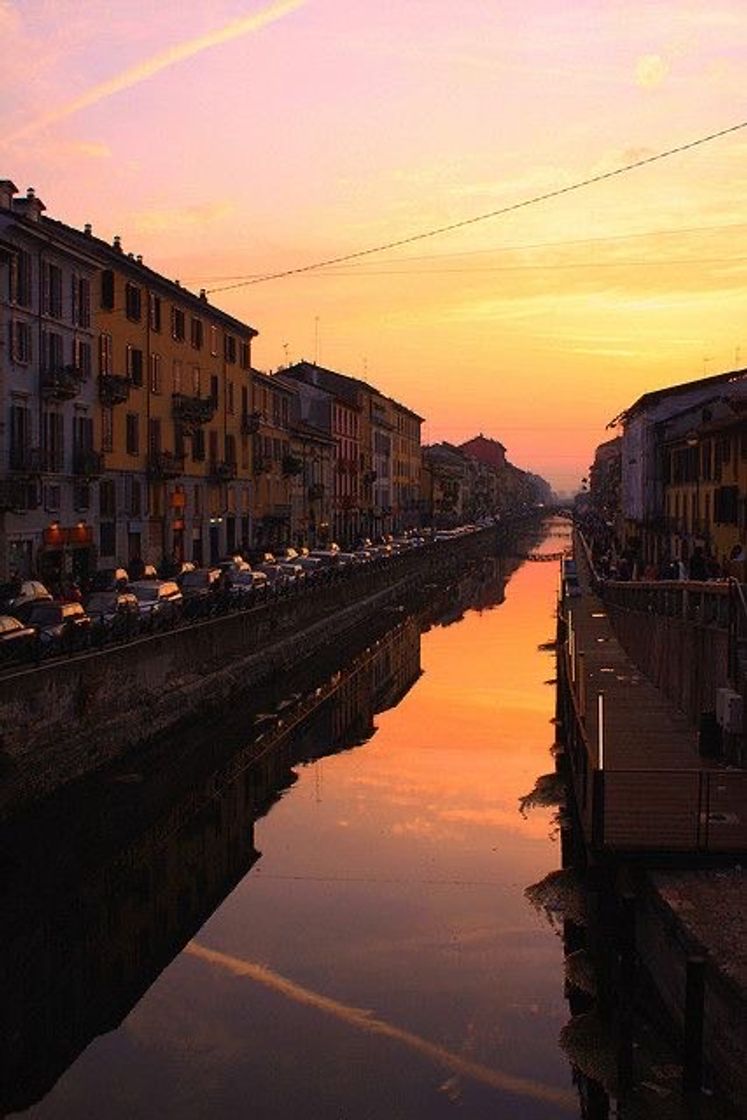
[0,527,509,818]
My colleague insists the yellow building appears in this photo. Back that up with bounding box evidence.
[663,393,747,577]
[48,219,258,568]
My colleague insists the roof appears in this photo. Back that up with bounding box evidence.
[35,212,258,338]
[282,361,424,422]
[608,369,746,427]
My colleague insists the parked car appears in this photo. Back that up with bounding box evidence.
[85,590,140,635]
[6,581,53,621]
[179,568,224,617]
[128,580,183,627]
[0,615,38,665]
[24,601,92,651]
[89,567,129,592]
[229,568,269,599]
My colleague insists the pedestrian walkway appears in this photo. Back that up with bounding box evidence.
[559,539,747,854]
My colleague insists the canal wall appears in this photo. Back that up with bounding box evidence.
[0,524,521,818]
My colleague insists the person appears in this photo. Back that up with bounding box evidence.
[129,555,145,580]
[689,548,707,581]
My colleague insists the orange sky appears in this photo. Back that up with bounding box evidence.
[3,0,747,490]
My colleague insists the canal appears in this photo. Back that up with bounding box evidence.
[9,521,580,1118]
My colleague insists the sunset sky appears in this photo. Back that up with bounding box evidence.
[3,0,747,490]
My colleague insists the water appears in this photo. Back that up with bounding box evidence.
[9,522,578,1118]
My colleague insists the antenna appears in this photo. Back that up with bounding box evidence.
[282,342,289,366]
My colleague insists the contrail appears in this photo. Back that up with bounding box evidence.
[2,0,306,146]
[185,940,577,1110]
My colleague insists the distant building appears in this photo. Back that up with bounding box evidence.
[458,434,506,471]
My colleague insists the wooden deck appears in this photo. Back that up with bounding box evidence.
[559,543,747,855]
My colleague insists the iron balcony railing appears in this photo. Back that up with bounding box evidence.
[99,374,131,406]
[172,393,216,426]
[147,450,185,480]
[41,365,84,401]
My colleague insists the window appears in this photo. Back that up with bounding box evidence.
[192,366,201,396]
[9,404,31,470]
[126,413,139,456]
[45,484,61,512]
[190,318,203,350]
[73,480,91,512]
[42,330,63,372]
[9,249,32,307]
[192,428,205,461]
[210,374,219,404]
[714,485,738,525]
[9,320,32,363]
[43,263,63,318]
[102,406,114,452]
[72,276,91,327]
[227,381,235,414]
[125,282,142,321]
[101,270,115,310]
[194,484,202,514]
[42,410,64,470]
[224,334,237,364]
[73,338,92,378]
[240,340,251,369]
[209,430,218,463]
[174,423,185,459]
[150,353,162,394]
[210,325,218,356]
[100,478,116,518]
[99,332,113,375]
[225,434,236,465]
[149,293,162,332]
[172,359,183,393]
[125,475,142,517]
[171,306,185,341]
[127,345,144,387]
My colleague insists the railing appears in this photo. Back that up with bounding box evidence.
[41,366,84,401]
[147,450,185,479]
[98,374,130,406]
[208,460,237,483]
[601,579,731,628]
[241,411,262,435]
[172,393,216,425]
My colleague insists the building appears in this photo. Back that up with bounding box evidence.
[0,179,260,576]
[281,362,422,542]
[660,384,747,576]
[458,434,506,472]
[0,182,99,583]
[610,369,745,566]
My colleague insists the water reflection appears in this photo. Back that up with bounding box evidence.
[6,521,582,1119]
[0,615,422,1116]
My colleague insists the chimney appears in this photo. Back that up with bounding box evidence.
[13,186,46,222]
[199,288,208,303]
[0,179,18,211]
[113,235,122,252]
[136,254,143,264]
[83,222,92,236]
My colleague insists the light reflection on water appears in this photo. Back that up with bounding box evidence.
[21,522,577,1119]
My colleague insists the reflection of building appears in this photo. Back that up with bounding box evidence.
[0,611,422,1115]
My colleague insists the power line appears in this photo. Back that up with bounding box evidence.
[206,119,747,294]
[187,219,747,282]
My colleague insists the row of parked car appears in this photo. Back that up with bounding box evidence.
[0,523,497,669]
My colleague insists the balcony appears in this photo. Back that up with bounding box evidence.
[0,478,38,512]
[282,454,304,477]
[41,365,84,401]
[308,483,325,500]
[172,393,216,426]
[209,459,237,483]
[99,374,131,406]
[241,411,262,435]
[148,450,185,480]
[73,448,104,478]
